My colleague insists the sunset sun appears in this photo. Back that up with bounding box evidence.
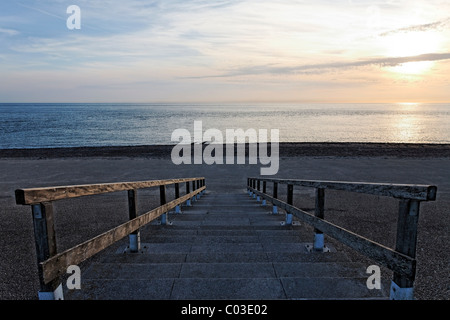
[383,32,442,75]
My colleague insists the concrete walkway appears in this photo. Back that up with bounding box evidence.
[65,191,389,300]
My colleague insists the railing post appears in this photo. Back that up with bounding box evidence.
[313,188,325,251]
[196,180,200,199]
[272,182,278,214]
[262,181,267,206]
[174,183,181,213]
[390,199,420,300]
[252,179,256,199]
[31,202,64,300]
[256,180,261,202]
[285,184,293,225]
[128,189,141,252]
[192,181,196,202]
[160,185,168,225]
[186,181,191,206]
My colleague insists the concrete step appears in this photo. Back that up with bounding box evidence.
[100,250,352,264]
[138,226,315,243]
[82,262,370,280]
[65,277,389,300]
[168,277,389,300]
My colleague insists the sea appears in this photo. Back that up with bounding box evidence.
[0,103,449,149]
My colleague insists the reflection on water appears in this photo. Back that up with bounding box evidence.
[391,103,421,143]
[278,103,449,144]
[394,115,418,142]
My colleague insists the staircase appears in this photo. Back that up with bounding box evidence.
[65,191,389,300]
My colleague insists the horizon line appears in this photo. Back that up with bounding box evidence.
[1,100,449,104]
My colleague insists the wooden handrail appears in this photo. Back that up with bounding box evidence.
[15,177,203,205]
[247,177,437,300]
[248,177,437,201]
[15,177,206,299]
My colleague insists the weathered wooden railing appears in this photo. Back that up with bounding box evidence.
[15,177,206,300]
[247,177,437,300]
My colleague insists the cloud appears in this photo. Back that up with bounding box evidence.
[15,1,66,21]
[2,0,450,103]
[379,17,450,36]
[193,53,450,78]
[0,27,19,36]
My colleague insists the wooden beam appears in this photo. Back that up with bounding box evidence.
[40,186,205,284]
[393,199,420,286]
[15,177,204,205]
[160,185,168,224]
[248,178,437,201]
[31,202,60,291]
[314,188,325,234]
[128,189,140,253]
[160,185,166,205]
[287,184,293,205]
[273,182,278,199]
[128,190,138,225]
[249,186,416,278]
[174,183,180,199]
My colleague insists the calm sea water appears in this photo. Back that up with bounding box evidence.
[0,103,449,149]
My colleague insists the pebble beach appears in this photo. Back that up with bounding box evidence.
[0,142,449,300]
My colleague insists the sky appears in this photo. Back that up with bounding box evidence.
[1,0,449,103]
